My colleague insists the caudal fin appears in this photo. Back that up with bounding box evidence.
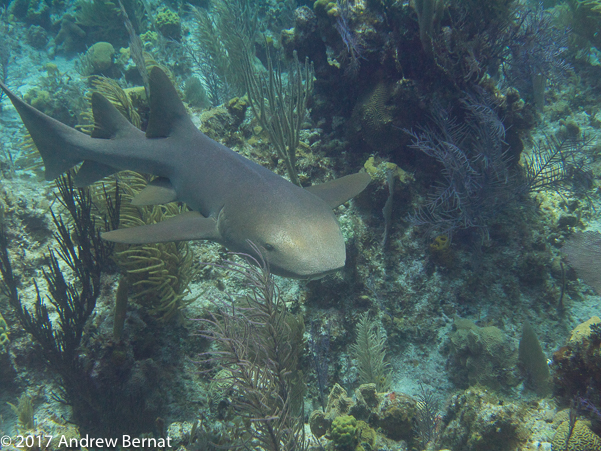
[0,81,86,180]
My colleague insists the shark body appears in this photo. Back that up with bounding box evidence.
[0,67,370,278]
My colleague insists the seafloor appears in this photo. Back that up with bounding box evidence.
[1,0,601,450]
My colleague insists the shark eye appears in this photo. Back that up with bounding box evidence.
[263,243,275,252]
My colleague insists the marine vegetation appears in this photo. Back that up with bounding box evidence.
[518,321,552,396]
[242,49,314,186]
[198,245,306,450]
[108,171,196,320]
[350,312,392,392]
[334,0,368,76]
[406,92,515,239]
[503,6,572,108]
[74,0,125,45]
[79,79,196,320]
[0,310,9,349]
[523,133,593,196]
[0,172,189,437]
[187,0,258,104]
[414,383,442,449]
[567,0,601,49]
[0,172,119,433]
[561,231,601,293]
[7,393,35,431]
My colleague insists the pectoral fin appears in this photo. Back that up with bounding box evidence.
[131,177,178,206]
[305,172,371,208]
[101,211,219,244]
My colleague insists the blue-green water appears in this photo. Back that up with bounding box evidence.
[1,0,601,449]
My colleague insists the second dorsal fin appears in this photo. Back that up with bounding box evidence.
[91,92,138,139]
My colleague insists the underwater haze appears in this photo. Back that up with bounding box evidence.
[1,0,601,450]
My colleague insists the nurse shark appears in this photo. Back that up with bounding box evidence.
[0,67,370,278]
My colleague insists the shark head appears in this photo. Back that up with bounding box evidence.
[217,188,346,279]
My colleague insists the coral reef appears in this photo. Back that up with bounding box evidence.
[82,41,116,75]
[309,383,418,448]
[446,317,519,390]
[552,317,601,408]
[518,321,552,396]
[439,387,527,450]
[2,0,601,445]
[155,7,181,41]
[551,418,601,451]
[330,414,358,448]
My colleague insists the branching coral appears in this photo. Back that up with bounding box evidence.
[79,76,141,131]
[187,5,232,106]
[335,0,367,76]
[8,393,35,431]
[111,174,195,320]
[522,134,592,194]
[75,0,125,43]
[568,0,601,49]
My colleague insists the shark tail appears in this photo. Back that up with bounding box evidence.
[0,82,87,180]
[0,81,139,185]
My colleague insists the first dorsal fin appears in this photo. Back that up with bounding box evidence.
[91,92,139,139]
[146,67,191,138]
